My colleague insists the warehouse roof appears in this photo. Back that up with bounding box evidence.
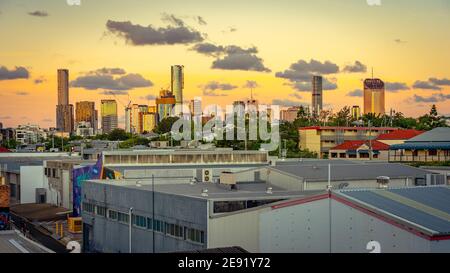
[269,162,434,182]
[377,129,424,140]
[334,186,450,238]
[0,230,53,253]
[406,127,450,142]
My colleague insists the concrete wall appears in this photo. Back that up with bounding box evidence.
[19,166,45,204]
[208,206,261,252]
[259,198,330,253]
[82,182,208,253]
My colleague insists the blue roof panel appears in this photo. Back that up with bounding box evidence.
[340,187,450,235]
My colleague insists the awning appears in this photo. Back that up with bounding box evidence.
[390,142,450,150]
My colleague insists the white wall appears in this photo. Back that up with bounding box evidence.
[19,166,46,204]
[62,170,70,209]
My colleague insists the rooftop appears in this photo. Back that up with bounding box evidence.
[377,129,425,140]
[87,179,321,200]
[0,230,53,253]
[406,127,450,143]
[334,186,450,237]
[269,162,434,182]
[299,126,397,131]
[331,140,390,151]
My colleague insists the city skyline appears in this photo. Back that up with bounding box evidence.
[1,0,450,128]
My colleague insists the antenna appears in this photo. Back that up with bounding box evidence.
[372,67,374,79]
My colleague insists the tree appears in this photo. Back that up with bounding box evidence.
[417,104,447,130]
[107,128,130,141]
[154,117,180,135]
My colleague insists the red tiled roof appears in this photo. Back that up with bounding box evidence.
[299,126,398,131]
[331,140,390,151]
[0,147,10,153]
[376,129,425,140]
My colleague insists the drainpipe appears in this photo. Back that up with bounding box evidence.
[129,207,133,253]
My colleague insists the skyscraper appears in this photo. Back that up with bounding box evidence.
[76,101,97,132]
[156,89,176,122]
[312,75,323,116]
[189,98,202,116]
[352,105,361,120]
[56,69,74,133]
[364,78,385,115]
[101,100,118,134]
[171,65,184,105]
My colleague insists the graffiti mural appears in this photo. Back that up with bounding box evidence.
[72,157,103,217]
[0,209,9,230]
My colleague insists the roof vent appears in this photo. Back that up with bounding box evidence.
[136,181,142,187]
[190,177,198,185]
[201,188,209,197]
[376,176,390,189]
[266,187,273,194]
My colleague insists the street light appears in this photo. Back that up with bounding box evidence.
[128,207,133,253]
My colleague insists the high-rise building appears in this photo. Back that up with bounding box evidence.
[142,113,157,133]
[101,100,118,134]
[156,89,176,122]
[171,65,184,105]
[56,69,74,133]
[76,101,97,133]
[364,78,385,115]
[312,75,323,116]
[125,104,150,134]
[189,98,202,116]
[352,105,361,120]
[281,106,300,123]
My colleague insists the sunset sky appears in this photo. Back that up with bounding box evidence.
[0,0,449,128]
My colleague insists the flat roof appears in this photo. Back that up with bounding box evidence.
[0,230,53,253]
[334,186,450,237]
[86,179,320,200]
[269,162,434,182]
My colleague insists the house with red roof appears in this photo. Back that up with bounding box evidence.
[328,140,390,160]
[376,129,425,145]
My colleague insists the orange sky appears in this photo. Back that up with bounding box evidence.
[0,0,449,128]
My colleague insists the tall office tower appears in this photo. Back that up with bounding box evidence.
[364,78,385,115]
[142,112,157,133]
[351,105,361,120]
[56,69,74,133]
[148,105,157,114]
[156,89,176,122]
[125,107,132,133]
[171,65,184,105]
[189,98,202,116]
[76,101,97,132]
[101,100,118,134]
[312,75,323,117]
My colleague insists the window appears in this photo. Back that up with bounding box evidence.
[108,210,118,220]
[96,206,107,217]
[147,218,153,230]
[165,223,183,238]
[132,215,147,228]
[331,153,337,158]
[187,228,205,244]
[339,153,346,158]
[213,201,246,213]
[428,150,437,156]
[153,219,164,233]
[83,202,95,214]
[118,212,129,223]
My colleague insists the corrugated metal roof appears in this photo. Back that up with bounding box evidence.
[406,127,450,142]
[336,187,450,236]
[390,142,450,150]
[270,163,434,182]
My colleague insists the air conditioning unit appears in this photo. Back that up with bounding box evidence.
[202,169,213,183]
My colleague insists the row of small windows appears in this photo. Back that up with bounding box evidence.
[82,202,205,244]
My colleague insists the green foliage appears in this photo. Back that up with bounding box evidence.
[154,117,180,135]
[107,129,131,141]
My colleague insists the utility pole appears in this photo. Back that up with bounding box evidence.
[129,207,133,253]
[152,175,155,254]
[368,121,373,160]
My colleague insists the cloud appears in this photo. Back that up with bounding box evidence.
[212,52,270,72]
[272,99,306,107]
[71,69,153,91]
[140,94,157,100]
[42,118,53,122]
[15,91,29,96]
[275,59,339,85]
[201,81,237,96]
[28,11,49,17]
[394,39,407,44]
[100,90,129,96]
[196,16,207,25]
[342,61,367,73]
[385,82,410,92]
[289,77,338,92]
[0,66,30,81]
[347,89,363,97]
[429,78,450,86]
[243,80,259,89]
[191,43,270,72]
[289,93,303,100]
[106,18,204,45]
[413,93,450,103]
[412,80,442,90]
[0,116,12,120]
[34,77,46,84]
[93,68,127,75]
[161,13,185,27]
